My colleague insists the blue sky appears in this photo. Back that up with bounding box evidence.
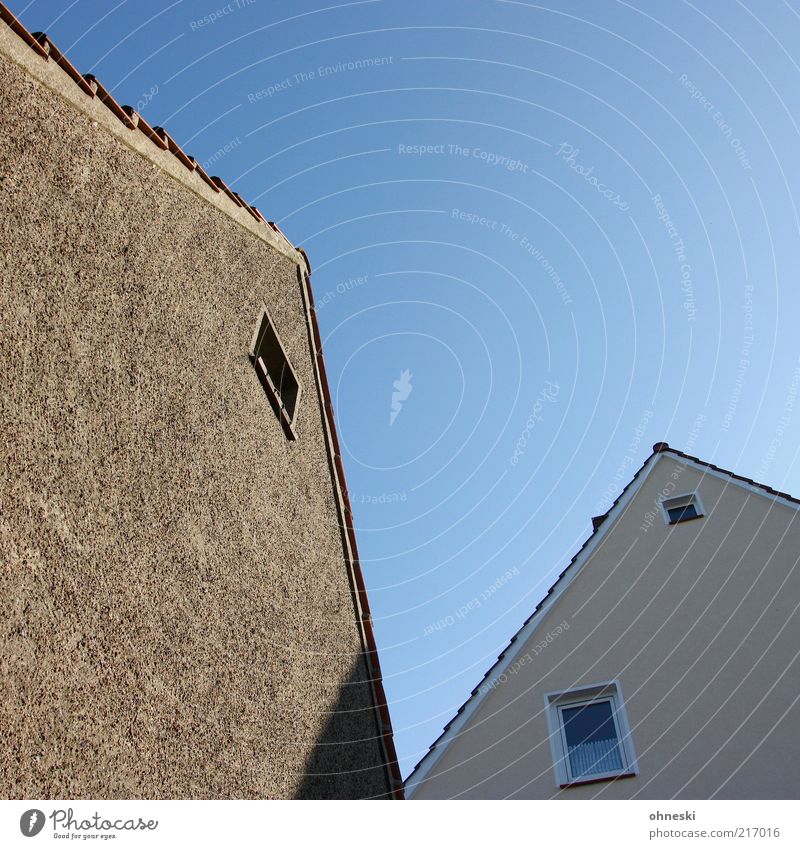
[12,0,800,778]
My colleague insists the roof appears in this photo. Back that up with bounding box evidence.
[405,441,800,794]
[0,1,294,257]
[0,2,403,798]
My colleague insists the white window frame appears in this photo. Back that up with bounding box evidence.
[544,680,638,788]
[660,491,705,526]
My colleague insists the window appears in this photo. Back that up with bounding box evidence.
[661,492,704,525]
[249,306,301,439]
[545,681,638,788]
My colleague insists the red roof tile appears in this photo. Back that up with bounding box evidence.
[0,1,291,247]
[0,3,47,58]
[211,176,243,206]
[32,32,94,96]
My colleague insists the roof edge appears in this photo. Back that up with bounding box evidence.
[298,267,404,799]
[0,2,306,268]
[404,447,664,795]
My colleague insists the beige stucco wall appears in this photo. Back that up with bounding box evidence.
[412,454,800,799]
[0,35,390,799]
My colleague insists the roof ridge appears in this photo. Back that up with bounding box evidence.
[0,1,300,261]
[658,442,800,507]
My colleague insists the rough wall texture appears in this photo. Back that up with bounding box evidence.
[0,45,390,799]
[411,455,800,799]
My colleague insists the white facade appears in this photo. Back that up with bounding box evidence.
[407,447,800,799]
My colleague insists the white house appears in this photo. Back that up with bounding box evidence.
[407,442,800,799]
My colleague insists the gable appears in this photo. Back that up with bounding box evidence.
[407,448,800,798]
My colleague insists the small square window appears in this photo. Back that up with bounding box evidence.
[249,306,301,439]
[661,493,704,525]
[667,502,698,523]
[545,681,638,788]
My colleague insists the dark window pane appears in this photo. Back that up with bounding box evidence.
[561,700,623,778]
[668,503,698,523]
[252,313,299,421]
[274,361,298,416]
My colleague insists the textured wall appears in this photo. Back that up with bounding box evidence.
[0,45,390,799]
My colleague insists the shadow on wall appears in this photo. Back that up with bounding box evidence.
[296,653,394,799]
